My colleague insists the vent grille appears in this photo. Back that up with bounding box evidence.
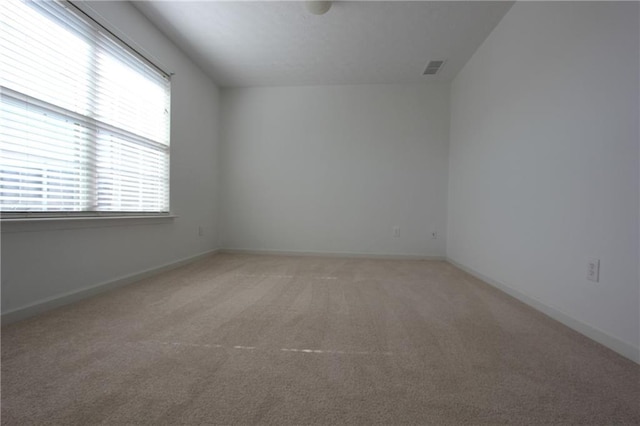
[423,60,445,75]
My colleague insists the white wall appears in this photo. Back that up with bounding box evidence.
[220,84,449,257]
[448,2,639,360]
[1,1,221,317]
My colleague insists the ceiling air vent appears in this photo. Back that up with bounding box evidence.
[423,60,445,76]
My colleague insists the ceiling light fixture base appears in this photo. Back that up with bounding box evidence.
[306,1,332,15]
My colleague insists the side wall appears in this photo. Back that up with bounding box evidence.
[1,1,221,319]
[447,2,640,361]
[220,84,449,257]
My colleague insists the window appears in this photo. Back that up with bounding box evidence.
[0,0,170,217]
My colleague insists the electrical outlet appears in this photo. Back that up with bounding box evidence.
[198,226,204,237]
[393,226,400,238]
[587,258,600,282]
[431,232,437,239]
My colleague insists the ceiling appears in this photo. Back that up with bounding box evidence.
[132,1,514,88]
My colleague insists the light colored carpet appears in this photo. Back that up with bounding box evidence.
[2,253,639,425]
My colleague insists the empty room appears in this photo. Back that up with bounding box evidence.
[1,0,639,424]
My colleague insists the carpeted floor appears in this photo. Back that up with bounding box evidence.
[2,253,639,425]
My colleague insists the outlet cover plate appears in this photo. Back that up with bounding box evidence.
[587,258,600,282]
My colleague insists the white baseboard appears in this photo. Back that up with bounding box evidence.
[221,248,444,261]
[1,249,220,325]
[447,258,640,364]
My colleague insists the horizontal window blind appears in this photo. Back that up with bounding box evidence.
[0,0,170,216]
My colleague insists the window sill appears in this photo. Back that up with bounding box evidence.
[1,214,178,233]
